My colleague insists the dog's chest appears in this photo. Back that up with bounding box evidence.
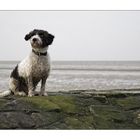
[32,56,50,77]
[18,52,50,79]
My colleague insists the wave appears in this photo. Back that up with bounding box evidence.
[52,68,140,72]
[1,67,140,72]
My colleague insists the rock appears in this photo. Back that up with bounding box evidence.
[104,93,127,98]
[116,96,140,110]
[64,116,94,129]
[88,105,128,129]
[133,110,140,127]
[0,112,35,129]
[93,96,108,104]
[0,89,140,129]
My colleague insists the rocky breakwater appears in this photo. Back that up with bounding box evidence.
[0,89,140,129]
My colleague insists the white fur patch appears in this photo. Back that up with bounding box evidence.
[18,55,32,78]
[0,90,11,97]
[18,52,50,79]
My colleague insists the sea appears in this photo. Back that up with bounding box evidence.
[0,61,140,92]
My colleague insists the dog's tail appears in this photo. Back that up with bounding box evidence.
[0,90,12,97]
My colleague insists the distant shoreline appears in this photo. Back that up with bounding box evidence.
[0,60,140,62]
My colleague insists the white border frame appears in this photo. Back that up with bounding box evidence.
[0,0,140,139]
[0,0,140,10]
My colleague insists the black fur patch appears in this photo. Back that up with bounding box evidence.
[10,65,28,93]
[45,33,54,46]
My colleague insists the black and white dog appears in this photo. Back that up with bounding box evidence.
[1,29,54,97]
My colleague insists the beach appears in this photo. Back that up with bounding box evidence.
[0,61,140,92]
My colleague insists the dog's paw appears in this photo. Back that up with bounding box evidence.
[28,94,33,97]
[18,92,26,96]
[43,92,48,96]
[15,91,26,96]
[40,91,48,96]
[28,91,34,97]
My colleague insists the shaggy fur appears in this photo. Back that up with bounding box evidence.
[3,29,54,97]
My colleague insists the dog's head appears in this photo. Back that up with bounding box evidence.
[24,29,54,49]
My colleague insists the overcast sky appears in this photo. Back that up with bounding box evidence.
[0,11,140,61]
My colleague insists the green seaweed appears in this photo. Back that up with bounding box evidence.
[20,96,61,111]
[48,95,76,113]
[116,97,140,110]
[20,95,76,113]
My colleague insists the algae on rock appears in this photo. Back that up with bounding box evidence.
[0,89,140,129]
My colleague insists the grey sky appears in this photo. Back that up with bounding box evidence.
[0,11,140,61]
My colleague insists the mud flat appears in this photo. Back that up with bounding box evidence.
[0,89,140,129]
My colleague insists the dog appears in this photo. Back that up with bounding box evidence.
[1,29,54,97]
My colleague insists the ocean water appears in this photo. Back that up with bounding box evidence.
[0,61,140,92]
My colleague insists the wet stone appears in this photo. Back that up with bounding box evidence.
[0,89,140,129]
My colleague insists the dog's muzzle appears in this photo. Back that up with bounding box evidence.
[30,34,43,48]
[31,38,42,47]
[33,38,38,42]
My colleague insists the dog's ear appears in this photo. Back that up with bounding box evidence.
[24,30,35,41]
[46,33,55,45]
[24,34,31,41]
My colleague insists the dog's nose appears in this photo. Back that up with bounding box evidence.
[33,38,37,42]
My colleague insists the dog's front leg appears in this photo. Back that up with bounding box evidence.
[28,76,34,97]
[40,77,48,96]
